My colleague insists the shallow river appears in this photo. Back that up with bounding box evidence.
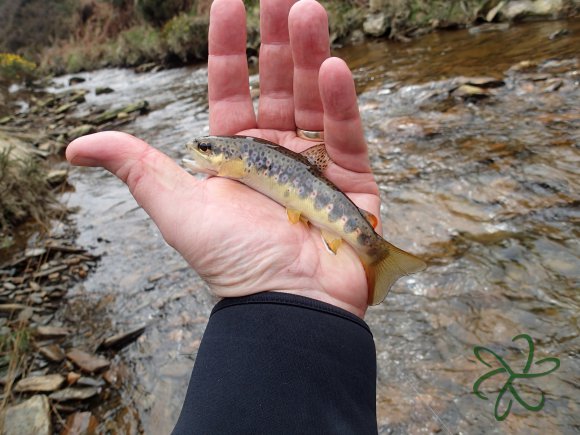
[52,19,578,434]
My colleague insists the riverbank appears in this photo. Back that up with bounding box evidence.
[2,1,578,75]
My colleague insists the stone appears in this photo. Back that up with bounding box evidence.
[66,349,110,373]
[63,412,98,435]
[363,13,388,37]
[3,282,17,290]
[98,324,146,351]
[50,387,99,402]
[451,84,491,99]
[77,377,105,388]
[69,77,86,85]
[67,372,81,385]
[0,303,27,314]
[14,374,65,393]
[502,0,564,20]
[67,124,95,141]
[46,169,68,186]
[2,395,52,435]
[95,87,114,96]
[39,344,66,363]
[36,326,70,337]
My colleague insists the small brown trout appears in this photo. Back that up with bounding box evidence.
[183,135,426,305]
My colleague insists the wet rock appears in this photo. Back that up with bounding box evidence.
[54,102,77,114]
[2,395,52,435]
[36,326,70,337]
[39,344,66,363]
[98,324,146,351]
[0,303,28,314]
[33,265,68,279]
[95,87,114,96]
[363,13,388,37]
[46,169,68,186]
[24,248,46,258]
[135,62,157,73]
[50,387,100,402]
[66,349,110,373]
[67,372,81,385]
[92,100,149,125]
[63,412,98,435]
[77,377,105,388]
[549,28,569,40]
[67,124,95,141]
[69,77,86,86]
[501,0,564,20]
[451,84,491,99]
[2,282,16,290]
[463,77,505,89]
[14,374,65,393]
[468,23,510,35]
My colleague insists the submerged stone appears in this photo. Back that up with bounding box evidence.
[66,349,110,373]
[14,374,65,393]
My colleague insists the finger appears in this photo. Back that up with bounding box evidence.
[289,0,330,130]
[319,57,371,174]
[209,0,256,134]
[66,132,197,247]
[257,0,296,130]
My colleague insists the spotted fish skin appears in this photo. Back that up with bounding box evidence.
[184,135,426,305]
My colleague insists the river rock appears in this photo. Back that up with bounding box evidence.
[0,303,27,314]
[67,124,95,141]
[14,374,65,393]
[46,169,68,186]
[66,349,110,373]
[2,395,52,435]
[97,324,146,351]
[363,13,388,37]
[36,326,70,337]
[39,344,66,363]
[63,412,98,435]
[95,87,114,95]
[501,0,564,20]
[49,387,99,402]
[69,77,86,86]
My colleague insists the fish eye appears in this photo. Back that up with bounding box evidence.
[198,142,212,152]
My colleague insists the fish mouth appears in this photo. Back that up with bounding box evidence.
[182,157,218,176]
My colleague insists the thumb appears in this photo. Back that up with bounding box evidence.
[66,131,199,248]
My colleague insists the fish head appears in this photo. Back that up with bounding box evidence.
[183,136,236,175]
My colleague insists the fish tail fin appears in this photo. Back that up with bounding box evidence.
[363,242,426,305]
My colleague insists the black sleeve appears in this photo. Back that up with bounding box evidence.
[172,292,377,435]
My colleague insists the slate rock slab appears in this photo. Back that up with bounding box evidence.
[3,395,52,435]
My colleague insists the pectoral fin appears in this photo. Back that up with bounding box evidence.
[321,230,342,255]
[359,208,379,229]
[301,144,331,172]
[287,209,302,224]
[218,159,245,179]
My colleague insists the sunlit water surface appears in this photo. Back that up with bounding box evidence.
[51,19,579,434]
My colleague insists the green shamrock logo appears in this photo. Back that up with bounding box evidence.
[473,333,560,421]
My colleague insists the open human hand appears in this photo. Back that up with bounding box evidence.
[66,0,380,318]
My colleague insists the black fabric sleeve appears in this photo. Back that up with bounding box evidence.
[172,292,377,435]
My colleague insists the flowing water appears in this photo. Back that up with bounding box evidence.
[50,20,579,433]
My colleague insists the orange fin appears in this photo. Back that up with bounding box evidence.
[321,230,342,255]
[301,144,331,172]
[218,159,245,179]
[365,242,427,305]
[359,208,379,229]
[287,209,302,224]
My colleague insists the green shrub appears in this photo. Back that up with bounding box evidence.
[163,14,209,62]
[136,0,194,26]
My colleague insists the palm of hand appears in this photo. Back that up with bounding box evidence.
[66,0,379,317]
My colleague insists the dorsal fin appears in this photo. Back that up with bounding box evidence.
[300,144,331,172]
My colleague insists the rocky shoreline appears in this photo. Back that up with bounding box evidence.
[0,79,150,433]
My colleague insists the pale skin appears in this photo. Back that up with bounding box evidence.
[66,0,380,318]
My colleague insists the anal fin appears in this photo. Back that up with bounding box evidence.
[358,208,379,229]
[287,209,302,224]
[321,230,342,255]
